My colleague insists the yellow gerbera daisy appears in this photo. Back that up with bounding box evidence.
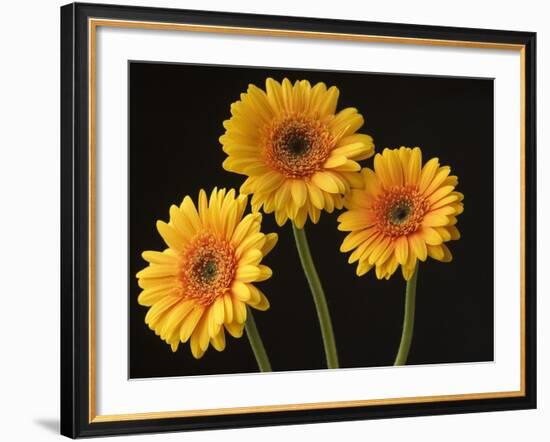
[136,188,278,359]
[338,147,464,280]
[220,77,375,228]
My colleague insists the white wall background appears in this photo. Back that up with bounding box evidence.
[0,0,546,440]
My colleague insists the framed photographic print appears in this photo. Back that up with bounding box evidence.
[60,2,537,438]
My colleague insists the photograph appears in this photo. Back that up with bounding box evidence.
[56,2,537,438]
[129,62,493,379]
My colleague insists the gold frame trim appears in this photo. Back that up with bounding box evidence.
[87,18,527,424]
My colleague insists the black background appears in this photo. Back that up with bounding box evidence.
[129,62,494,379]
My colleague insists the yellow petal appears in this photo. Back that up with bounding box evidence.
[249,287,270,311]
[251,192,268,213]
[293,205,309,229]
[385,149,403,187]
[261,232,278,256]
[395,236,409,265]
[273,181,291,210]
[408,234,427,261]
[222,156,258,173]
[368,237,391,265]
[311,171,340,193]
[422,212,450,227]
[401,263,416,281]
[257,171,285,193]
[343,173,363,193]
[222,199,241,240]
[197,189,209,226]
[245,162,271,176]
[324,155,347,169]
[430,192,460,210]
[138,275,174,289]
[136,264,177,279]
[291,180,308,207]
[179,306,204,343]
[333,134,375,160]
[324,192,335,213]
[428,185,455,206]
[435,227,452,241]
[440,243,453,262]
[331,160,361,173]
[247,283,261,305]
[274,208,288,226]
[443,175,459,188]
[231,213,260,246]
[374,152,393,189]
[306,182,325,210]
[246,84,273,123]
[397,146,412,169]
[225,321,244,338]
[240,176,257,195]
[235,265,261,282]
[427,244,445,261]
[265,78,284,112]
[160,301,195,340]
[198,316,211,351]
[169,340,179,353]
[383,255,399,279]
[213,297,225,325]
[337,209,372,231]
[223,294,233,324]
[423,166,451,197]
[448,225,461,240]
[375,241,395,266]
[232,280,251,301]
[326,172,348,193]
[309,82,328,114]
[207,304,221,338]
[233,298,247,324]
[450,203,464,215]
[361,168,383,199]
[239,248,263,266]
[235,232,265,258]
[344,189,369,210]
[419,227,443,246]
[356,259,373,276]
[419,157,440,193]
[169,205,195,241]
[255,265,273,282]
[144,296,180,327]
[318,85,339,117]
[281,78,294,111]
[406,147,422,184]
[330,107,364,138]
[348,232,380,264]
[340,227,377,253]
[137,283,176,306]
[374,263,386,280]
[190,331,205,359]
[141,251,177,265]
[211,328,226,352]
[156,221,185,251]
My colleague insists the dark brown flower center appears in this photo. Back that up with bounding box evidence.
[178,232,236,305]
[389,203,412,225]
[262,113,334,178]
[371,186,429,238]
[282,132,310,156]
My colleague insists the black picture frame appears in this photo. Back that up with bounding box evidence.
[61,2,537,438]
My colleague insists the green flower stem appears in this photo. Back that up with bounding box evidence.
[292,223,340,369]
[394,263,419,366]
[245,306,272,372]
